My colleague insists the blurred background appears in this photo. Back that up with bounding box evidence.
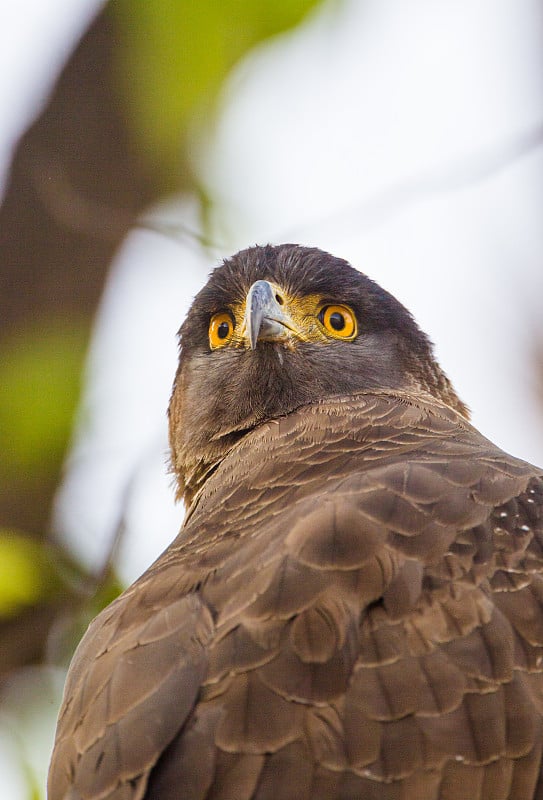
[0,1,542,796]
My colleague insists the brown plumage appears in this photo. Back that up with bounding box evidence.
[48,244,543,800]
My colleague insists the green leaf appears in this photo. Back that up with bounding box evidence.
[0,531,59,617]
[112,0,324,189]
[0,320,87,483]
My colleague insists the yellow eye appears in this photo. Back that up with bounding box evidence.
[209,312,234,348]
[318,305,357,339]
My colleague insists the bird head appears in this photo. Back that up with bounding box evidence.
[169,244,467,504]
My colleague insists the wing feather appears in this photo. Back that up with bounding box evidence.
[49,393,543,799]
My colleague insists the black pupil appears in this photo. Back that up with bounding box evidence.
[329,311,345,331]
[217,321,230,339]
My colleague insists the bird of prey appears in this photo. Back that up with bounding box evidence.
[48,244,543,800]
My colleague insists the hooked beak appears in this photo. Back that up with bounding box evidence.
[244,280,301,349]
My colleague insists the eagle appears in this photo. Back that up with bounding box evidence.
[48,244,543,800]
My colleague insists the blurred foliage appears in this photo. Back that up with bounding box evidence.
[0,321,87,484]
[113,0,322,190]
[0,2,327,794]
[0,525,122,663]
[0,0,327,612]
[0,532,61,618]
[43,566,125,671]
[0,0,327,652]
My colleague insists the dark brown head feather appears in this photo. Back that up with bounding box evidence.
[169,244,468,503]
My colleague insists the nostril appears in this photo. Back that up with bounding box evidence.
[275,294,284,305]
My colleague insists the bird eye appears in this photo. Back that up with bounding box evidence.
[318,305,357,339]
[209,312,234,349]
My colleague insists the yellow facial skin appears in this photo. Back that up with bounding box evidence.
[208,282,358,350]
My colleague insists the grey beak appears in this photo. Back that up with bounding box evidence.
[245,280,291,349]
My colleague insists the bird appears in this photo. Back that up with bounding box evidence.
[48,243,543,800]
